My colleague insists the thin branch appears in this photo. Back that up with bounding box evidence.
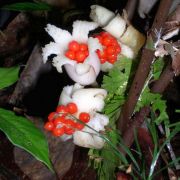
[118,0,173,134]
[151,62,174,93]
[125,0,138,21]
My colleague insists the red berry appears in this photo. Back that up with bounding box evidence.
[44,122,54,131]
[111,39,119,46]
[100,58,106,64]
[108,58,116,64]
[52,127,65,137]
[64,127,74,135]
[115,45,121,54]
[67,102,78,114]
[54,116,66,126]
[79,43,88,51]
[65,119,76,128]
[102,36,113,46]
[65,50,75,60]
[56,105,68,114]
[107,54,117,64]
[84,50,89,57]
[79,112,90,123]
[64,119,76,135]
[75,123,84,130]
[106,46,116,55]
[96,49,107,59]
[48,112,56,121]
[68,41,80,51]
[75,51,86,63]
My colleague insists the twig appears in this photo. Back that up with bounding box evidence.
[125,0,138,21]
[151,62,174,93]
[119,106,150,154]
[118,0,173,134]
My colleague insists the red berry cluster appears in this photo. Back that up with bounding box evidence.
[44,102,90,137]
[65,41,89,63]
[95,32,121,64]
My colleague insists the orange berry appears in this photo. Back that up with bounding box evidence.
[67,102,78,114]
[79,43,88,51]
[65,50,75,60]
[75,51,86,63]
[52,127,65,137]
[44,122,54,131]
[48,112,56,121]
[106,46,116,55]
[79,112,90,123]
[68,41,80,51]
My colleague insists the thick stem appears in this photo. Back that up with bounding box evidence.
[125,0,138,21]
[118,0,173,134]
[119,106,150,154]
[151,62,174,93]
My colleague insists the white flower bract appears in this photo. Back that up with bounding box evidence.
[59,83,109,149]
[42,21,102,85]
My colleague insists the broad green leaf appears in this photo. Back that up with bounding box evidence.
[0,108,53,171]
[0,66,19,89]
[2,2,52,11]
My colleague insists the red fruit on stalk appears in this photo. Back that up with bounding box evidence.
[107,54,117,64]
[54,116,66,126]
[66,119,76,127]
[65,127,74,135]
[52,127,65,137]
[79,43,88,51]
[68,41,80,51]
[48,112,56,121]
[102,36,113,46]
[79,112,90,123]
[56,105,68,114]
[65,50,75,60]
[115,45,121,54]
[100,58,106,64]
[96,49,107,59]
[75,123,84,130]
[84,50,89,57]
[75,51,86,63]
[67,102,78,114]
[44,122,54,131]
[106,46,116,55]
[64,119,76,135]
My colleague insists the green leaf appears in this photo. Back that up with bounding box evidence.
[0,66,19,89]
[2,2,52,11]
[0,108,53,171]
[102,57,133,95]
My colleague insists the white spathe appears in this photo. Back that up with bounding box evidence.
[59,83,109,149]
[42,21,102,85]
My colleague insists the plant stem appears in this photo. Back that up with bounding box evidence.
[151,62,174,93]
[118,0,173,134]
[125,0,138,21]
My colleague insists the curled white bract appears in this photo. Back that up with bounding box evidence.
[42,21,102,85]
[59,83,109,149]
